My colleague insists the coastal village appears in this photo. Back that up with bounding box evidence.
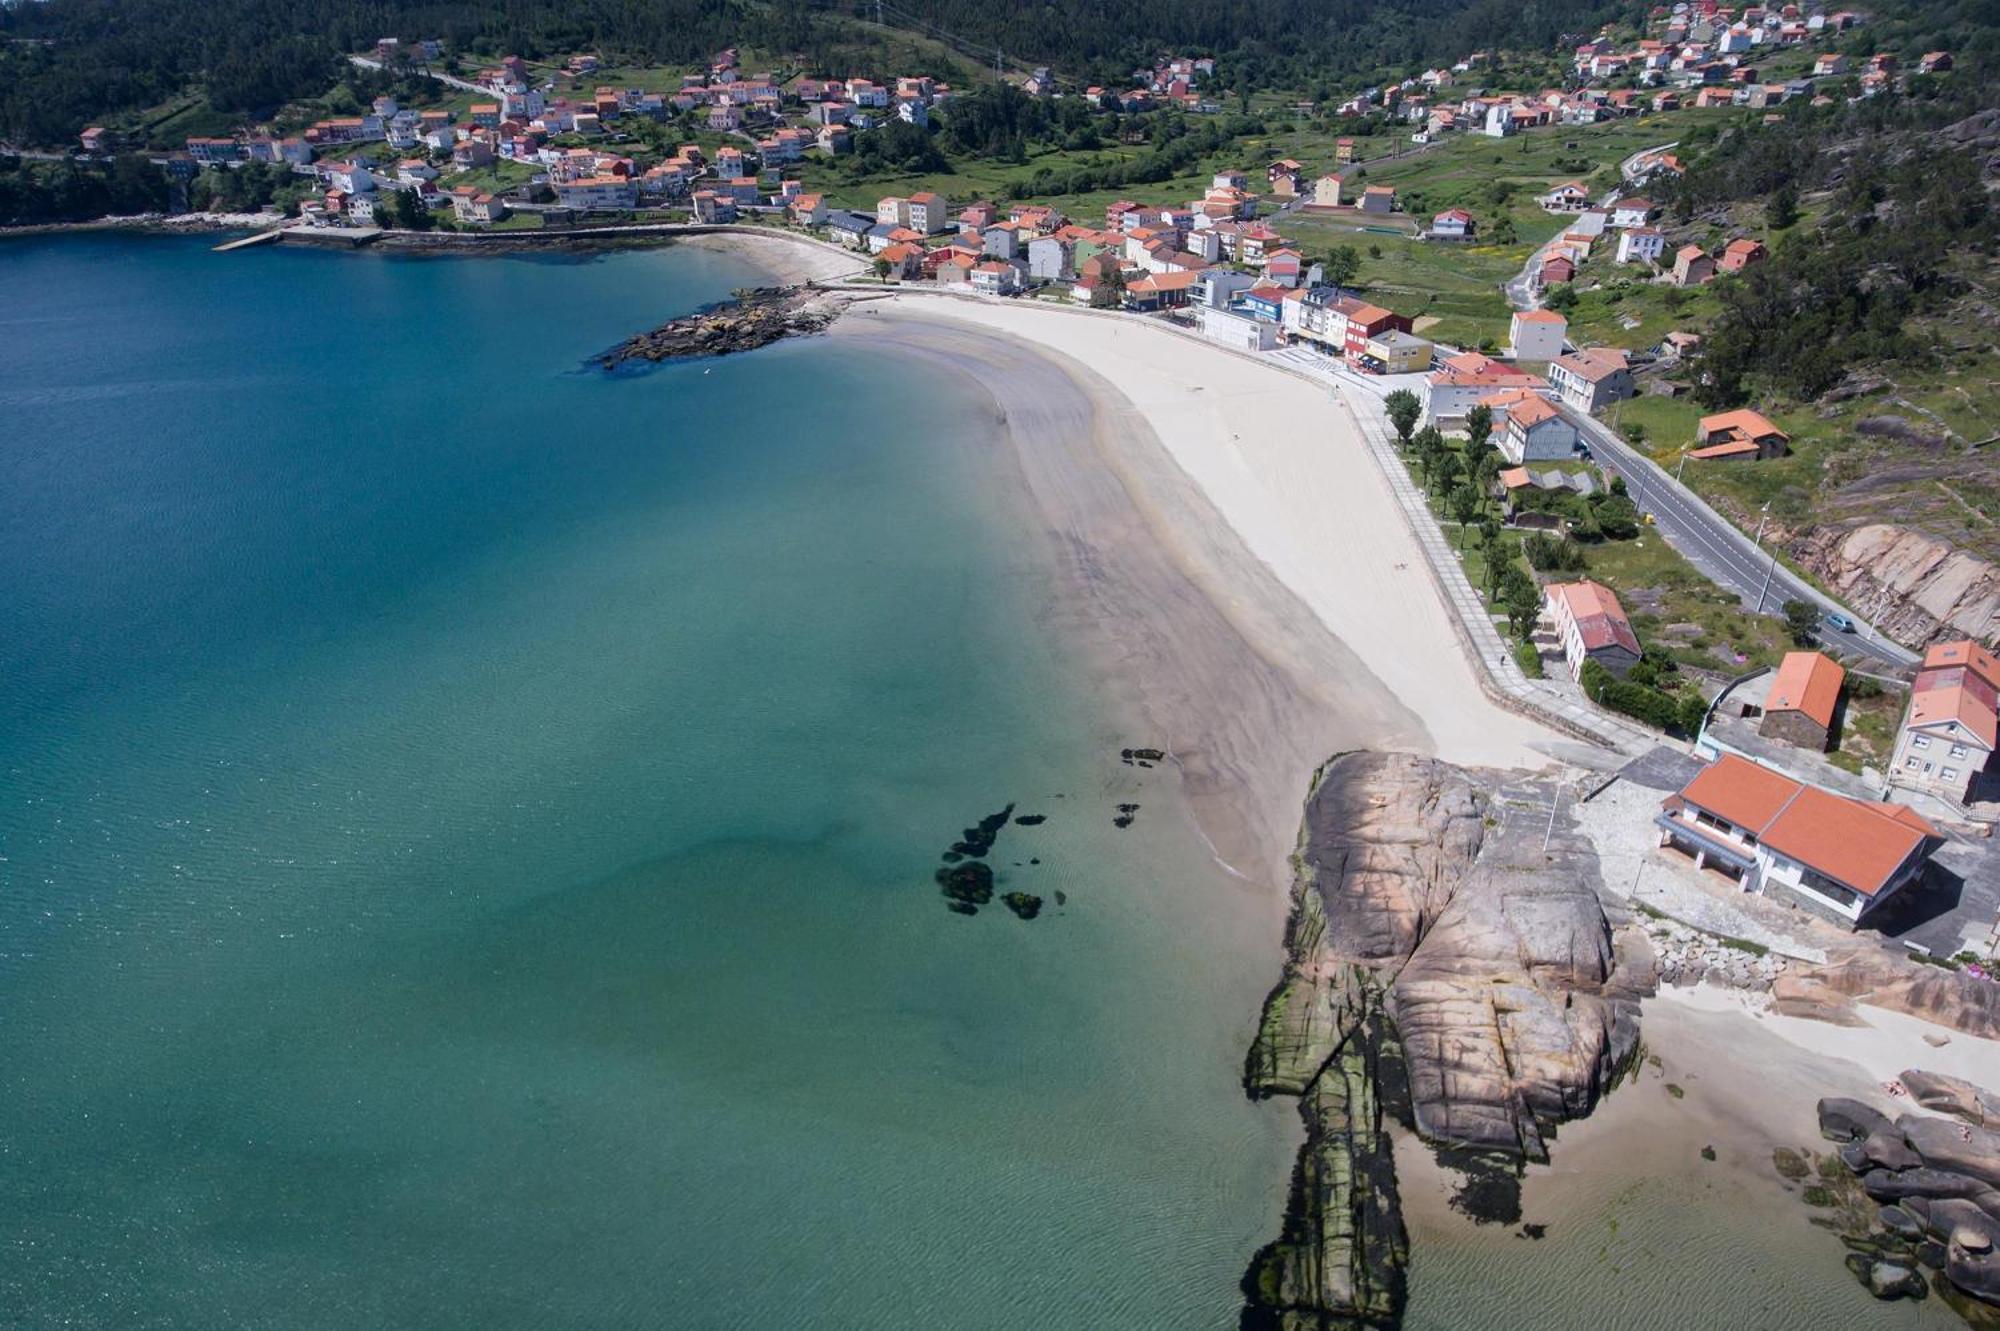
[7,0,2000,1321]
[141,7,1997,967]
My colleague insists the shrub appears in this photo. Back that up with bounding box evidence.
[1522,532,1587,573]
[1514,640,1544,678]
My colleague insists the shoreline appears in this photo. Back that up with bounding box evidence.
[853,295,1570,776]
[834,305,1429,896]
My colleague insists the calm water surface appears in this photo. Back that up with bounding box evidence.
[0,236,1292,1327]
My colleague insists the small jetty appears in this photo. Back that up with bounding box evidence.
[211,228,284,253]
[276,225,383,249]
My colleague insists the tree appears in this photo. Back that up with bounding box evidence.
[1542,283,1577,312]
[1449,484,1482,544]
[1782,598,1820,645]
[1464,403,1493,456]
[1383,389,1420,447]
[1501,566,1541,640]
[385,188,433,231]
[1676,690,1711,737]
[1323,244,1360,288]
[1767,182,1798,230]
[872,257,892,279]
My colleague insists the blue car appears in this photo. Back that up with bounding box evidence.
[1827,613,1854,633]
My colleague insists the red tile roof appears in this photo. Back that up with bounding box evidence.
[1675,754,1937,897]
[1909,638,2000,749]
[1766,651,1844,730]
[1548,580,1641,658]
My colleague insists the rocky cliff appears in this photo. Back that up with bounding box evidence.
[1797,524,2000,650]
[1241,753,1654,1328]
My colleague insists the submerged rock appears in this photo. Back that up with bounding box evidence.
[935,862,994,913]
[1001,891,1042,921]
[949,804,1016,859]
[1013,814,1046,826]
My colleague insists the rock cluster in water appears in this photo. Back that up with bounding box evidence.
[596,287,839,367]
[1813,1074,2000,1318]
[930,804,1054,919]
[1241,752,1655,1328]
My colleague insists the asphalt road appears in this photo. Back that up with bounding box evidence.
[1572,412,1917,668]
[1489,139,1914,671]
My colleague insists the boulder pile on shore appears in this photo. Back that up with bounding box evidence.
[596,286,840,367]
[1816,1074,2000,1319]
[1242,752,1655,1328]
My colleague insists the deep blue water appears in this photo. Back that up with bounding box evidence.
[0,236,1292,1327]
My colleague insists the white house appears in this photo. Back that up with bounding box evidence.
[1509,308,1568,361]
[1431,208,1474,239]
[1026,236,1070,282]
[1548,347,1635,413]
[1199,305,1279,352]
[1609,197,1658,228]
[1616,227,1666,264]
[1545,579,1642,679]
[971,260,1023,295]
[1493,392,1579,462]
[1658,754,1940,930]
[1889,639,2000,806]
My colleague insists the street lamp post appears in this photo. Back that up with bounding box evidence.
[1752,503,1779,615]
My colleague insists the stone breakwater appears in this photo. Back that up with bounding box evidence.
[1639,913,1790,989]
[596,287,842,367]
[1241,752,1655,1329]
[1813,1073,2000,1321]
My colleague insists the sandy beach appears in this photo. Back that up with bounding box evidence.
[1394,981,1987,1329]
[826,296,1561,894]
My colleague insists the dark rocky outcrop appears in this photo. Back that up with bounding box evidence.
[1241,753,1654,1328]
[1815,1085,2000,1312]
[597,287,839,367]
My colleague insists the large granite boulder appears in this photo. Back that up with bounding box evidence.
[1819,1097,1895,1144]
[1901,1115,2000,1193]
[1241,752,1654,1327]
[1903,1069,2000,1128]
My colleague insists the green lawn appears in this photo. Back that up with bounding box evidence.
[1581,532,1795,673]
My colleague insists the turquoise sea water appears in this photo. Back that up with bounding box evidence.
[0,237,1294,1326]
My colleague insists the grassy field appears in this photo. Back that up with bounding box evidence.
[440,159,539,193]
[1345,109,1737,246]
[1284,222,1521,347]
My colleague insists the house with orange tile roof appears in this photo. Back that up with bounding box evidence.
[1424,353,1548,425]
[1759,651,1846,751]
[1658,753,1940,928]
[1691,409,1789,460]
[1891,639,2000,805]
[1509,308,1568,361]
[1495,391,1579,462]
[1718,237,1767,274]
[970,260,1023,296]
[1548,347,1634,414]
[1545,580,1642,679]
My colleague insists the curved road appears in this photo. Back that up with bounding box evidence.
[1494,140,1914,669]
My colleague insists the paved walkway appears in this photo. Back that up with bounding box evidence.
[1324,370,1659,755]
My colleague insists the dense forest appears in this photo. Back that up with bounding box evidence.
[0,0,1629,148]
